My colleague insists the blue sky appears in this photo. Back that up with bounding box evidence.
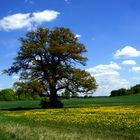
[1,0,140,96]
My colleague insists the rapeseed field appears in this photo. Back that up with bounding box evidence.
[2,105,140,130]
[0,97,140,140]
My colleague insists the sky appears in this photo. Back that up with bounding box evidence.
[1,0,140,96]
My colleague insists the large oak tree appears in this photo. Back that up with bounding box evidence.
[4,27,97,107]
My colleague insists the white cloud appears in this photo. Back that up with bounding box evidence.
[32,10,59,23]
[122,60,136,65]
[131,67,140,73]
[75,34,81,38]
[0,10,60,31]
[0,13,31,31]
[114,46,140,58]
[87,62,130,96]
[87,62,121,74]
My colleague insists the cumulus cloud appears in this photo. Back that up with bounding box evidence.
[87,62,121,74]
[0,13,31,31]
[131,67,140,73]
[122,60,136,65]
[75,34,81,38]
[87,62,130,96]
[0,10,60,31]
[32,10,59,23]
[114,46,140,58]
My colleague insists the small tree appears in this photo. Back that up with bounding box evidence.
[4,27,97,108]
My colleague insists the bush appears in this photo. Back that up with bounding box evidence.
[32,94,41,100]
[40,97,63,108]
[84,95,88,98]
[0,89,17,101]
[0,94,4,101]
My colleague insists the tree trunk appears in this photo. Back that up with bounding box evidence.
[49,84,63,108]
[50,85,58,102]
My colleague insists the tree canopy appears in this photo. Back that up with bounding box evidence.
[4,27,97,107]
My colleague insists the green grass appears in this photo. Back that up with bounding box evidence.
[64,94,140,107]
[0,117,139,140]
[0,94,140,140]
[0,100,40,110]
[0,94,140,110]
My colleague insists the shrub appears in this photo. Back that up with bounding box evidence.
[40,97,63,108]
[32,94,41,100]
[84,95,88,98]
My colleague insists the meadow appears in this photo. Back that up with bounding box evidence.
[0,94,140,140]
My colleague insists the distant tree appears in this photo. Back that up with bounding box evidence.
[110,88,128,97]
[4,27,97,108]
[110,84,140,97]
[13,79,45,96]
[130,84,140,94]
[0,88,17,101]
[126,89,132,95]
[110,90,118,97]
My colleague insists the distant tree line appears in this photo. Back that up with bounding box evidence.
[0,78,46,101]
[110,84,140,97]
[0,89,17,101]
[0,81,88,101]
[0,87,42,101]
[0,80,95,101]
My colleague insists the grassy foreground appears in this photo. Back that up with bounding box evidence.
[0,94,140,140]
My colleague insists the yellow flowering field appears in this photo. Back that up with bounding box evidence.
[2,105,140,130]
